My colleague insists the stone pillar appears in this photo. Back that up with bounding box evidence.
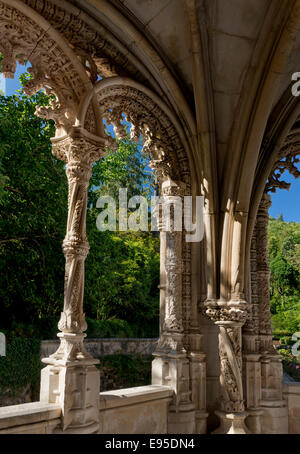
[242,226,263,433]
[188,333,208,433]
[151,179,196,433]
[256,193,284,403]
[186,224,208,433]
[204,302,250,433]
[40,128,106,434]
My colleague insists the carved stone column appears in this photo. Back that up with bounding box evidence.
[40,127,106,434]
[256,193,284,404]
[242,225,263,434]
[151,179,196,434]
[188,333,208,434]
[204,302,250,433]
[186,218,208,434]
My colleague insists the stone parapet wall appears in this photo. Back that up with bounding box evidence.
[41,338,158,358]
[99,385,173,434]
[0,386,173,434]
[0,402,61,434]
[283,375,300,434]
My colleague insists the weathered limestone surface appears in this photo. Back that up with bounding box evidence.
[0,402,61,434]
[1,384,300,434]
[99,385,173,434]
[283,375,300,434]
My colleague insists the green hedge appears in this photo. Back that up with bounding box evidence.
[85,317,159,339]
[98,353,152,389]
[0,337,41,398]
[86,318,134,338]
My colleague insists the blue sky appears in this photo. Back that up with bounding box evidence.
[268,170,300,222]
[2,64,300,222]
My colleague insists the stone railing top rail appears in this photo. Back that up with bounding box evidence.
[42,338,159,342]
[0,402,61,430]
[100,385,173,410]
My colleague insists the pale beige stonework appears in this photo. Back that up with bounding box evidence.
[0,0,300,434]
[283,375,300,434]
[0,402,61,434]
[99,385,173,434]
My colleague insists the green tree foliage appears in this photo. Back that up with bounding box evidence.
[86,135,159,335]
[268,217,300,334]
[270,256,299,298]
[89,136,153,204]
[0,78,159,338]
[0,91,67,331]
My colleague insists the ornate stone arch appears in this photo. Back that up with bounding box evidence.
[77,77,192,187]
[247,89,300,283]
[0,0,94,136]
[78,76,197,350]
[266,121,300,194]
[77,76,197,337]
[241,97,300,433]
[73,76,208,433]
[0,0,204,433]
[0,0,111,434]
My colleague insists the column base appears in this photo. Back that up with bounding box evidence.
[53,421,100,434]
[245,408,263,434]
[195,410,209,434]
[260,399,288,434]
[168,405,196,434]
[212,411,251,434]
[40,360,100,433]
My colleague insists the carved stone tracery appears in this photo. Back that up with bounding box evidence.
[24,0,147,82]
[266,124,300,193]
[245,122,300,430]
[97,86,189,184]
[0,0,88,134]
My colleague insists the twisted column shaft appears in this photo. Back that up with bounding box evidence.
[48,131,106,363]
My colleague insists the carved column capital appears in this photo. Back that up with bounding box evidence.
[52,128,107,166]
[203,300,249,325]
[161,178,186,197]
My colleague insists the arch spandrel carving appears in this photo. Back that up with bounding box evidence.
[0,0,95,137]
[78,78,193,193]
[266,123,300,194]
[23,0,150,85]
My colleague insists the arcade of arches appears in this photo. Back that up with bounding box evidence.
[0,0,300,434]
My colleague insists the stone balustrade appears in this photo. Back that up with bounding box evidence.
[0,386,172,434]
[0,379,299,433]
[0,402,61,434]
[99,385,173,434]
[41,338,158,359]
